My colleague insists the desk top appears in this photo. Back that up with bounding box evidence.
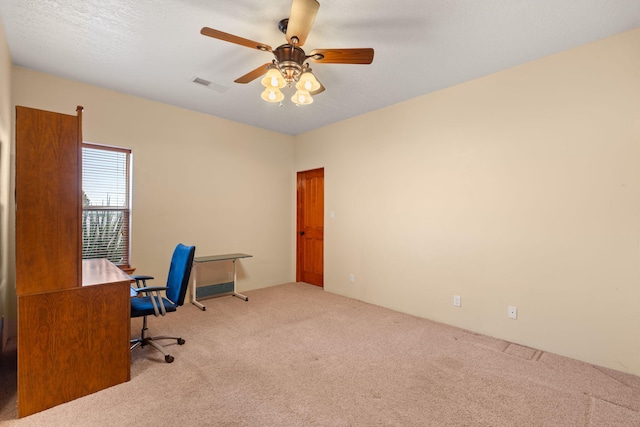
[82,259,132,287]
[194,253,253,263]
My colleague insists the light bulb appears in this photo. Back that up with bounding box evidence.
[295,71,321,92]
[261,68,286,89]
[261,88,284,103]
[291,90,313,105]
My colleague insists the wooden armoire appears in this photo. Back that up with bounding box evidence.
[15,106,131,417]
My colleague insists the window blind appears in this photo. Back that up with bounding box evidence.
[82,143,132,266]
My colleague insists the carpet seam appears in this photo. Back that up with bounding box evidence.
[585,395,595,426]
[591,365,639,389]
[585,393,640,413]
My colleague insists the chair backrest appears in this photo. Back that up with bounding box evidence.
[165,243,196,306]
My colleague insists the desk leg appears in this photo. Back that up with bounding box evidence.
[231,259,248,301]
[191,262,206,311]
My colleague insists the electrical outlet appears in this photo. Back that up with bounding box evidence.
[508,306,518,319]
[349,274,355,283]
[453,295,461,307]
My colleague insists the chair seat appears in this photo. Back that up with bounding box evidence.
[131,296,178,317]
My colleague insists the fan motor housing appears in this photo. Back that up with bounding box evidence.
[274,44,306,82]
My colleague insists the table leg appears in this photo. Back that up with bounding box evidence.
[191,262,206,310]
[231,259,248,301]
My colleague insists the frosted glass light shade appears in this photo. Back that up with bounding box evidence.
[295,71,321,92]
[291,90,313,105]
[261,88,284,103]
[260,68,286,89]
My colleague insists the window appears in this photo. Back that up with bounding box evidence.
[82,143,132,266]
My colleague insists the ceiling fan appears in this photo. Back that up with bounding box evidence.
[200,0,374,105]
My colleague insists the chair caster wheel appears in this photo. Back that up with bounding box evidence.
[178,338,185,345]
[165,355,174,363]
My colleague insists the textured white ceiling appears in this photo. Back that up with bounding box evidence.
[0,0,638,135]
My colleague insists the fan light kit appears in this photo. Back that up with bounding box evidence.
[201,0,374,106]
[260,63,319,105]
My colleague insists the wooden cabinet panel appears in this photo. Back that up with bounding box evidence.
[15,106,81,295]
[17,281,131,418]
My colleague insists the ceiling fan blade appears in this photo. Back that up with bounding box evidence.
[309,48,374,64]
[201,27,272,52]
[234,63,272,84]
[286,0,319,47]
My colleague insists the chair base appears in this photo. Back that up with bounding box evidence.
[131,316,185,363]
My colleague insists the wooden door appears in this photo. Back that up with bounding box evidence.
[296,168,324,286]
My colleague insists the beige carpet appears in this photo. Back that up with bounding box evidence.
[0,282,639,426]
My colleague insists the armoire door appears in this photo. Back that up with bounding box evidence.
[15,106,82,295]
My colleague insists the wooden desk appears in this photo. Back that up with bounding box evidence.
[83,258,132,286]
[17,259,131,417]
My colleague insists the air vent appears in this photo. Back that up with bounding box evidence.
[193,77,211,86]
[192,77,229,93]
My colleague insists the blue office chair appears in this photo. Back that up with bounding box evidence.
[130,243,195,363]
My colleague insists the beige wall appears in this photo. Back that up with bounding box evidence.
[4,22,639,376]
[295,29,640,375]
[12,67,296,306]
[0,17,13,350]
